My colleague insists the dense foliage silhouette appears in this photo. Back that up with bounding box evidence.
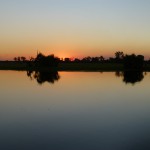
[115,71,144,84]
[11,51,150,71]
[35,53,59,68]
[123,54,144,70]
[123,71,144,84]
[27,70,60,85]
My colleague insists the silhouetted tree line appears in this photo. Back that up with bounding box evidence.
[14,51,148,70]
[14,56,26,61]
[61,51,124,63]
[62,51,146,66]
[62,51,146,70]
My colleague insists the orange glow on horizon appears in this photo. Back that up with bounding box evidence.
[0,49,150,60]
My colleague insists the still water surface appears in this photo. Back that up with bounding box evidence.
[0,71,150,150]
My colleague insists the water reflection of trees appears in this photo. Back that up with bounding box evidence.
[27,70,60,85]
[115,71,145,85]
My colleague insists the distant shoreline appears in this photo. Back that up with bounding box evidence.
[0,61,150,71]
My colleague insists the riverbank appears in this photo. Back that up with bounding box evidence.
[0,61,150,71]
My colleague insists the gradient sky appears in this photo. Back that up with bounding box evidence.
[0,0,150,60]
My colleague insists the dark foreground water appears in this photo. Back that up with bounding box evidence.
[0,71,150,150]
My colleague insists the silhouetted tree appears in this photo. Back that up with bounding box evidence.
[30,57,35,61]
[74,58,80,62]
[115,51,124,63]
[14,57,17,61]
[123,71,144,84]
[35,52,59,68]
[81,56,92,63]
[17,57,21,61]
[64,58,71,63]
[123,54,144,70]
[99,56,105,62]
[115,71,144,85]
[27,70,60,85]
[20,56,26,61]
[115,51,124,59]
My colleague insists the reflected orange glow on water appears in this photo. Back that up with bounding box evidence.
[0,71,150,149]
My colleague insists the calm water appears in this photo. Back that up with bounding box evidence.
[0,71,150,150]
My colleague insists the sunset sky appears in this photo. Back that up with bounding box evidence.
[0,0,150,60]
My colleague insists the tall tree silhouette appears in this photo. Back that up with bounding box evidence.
[115,51,124,63]
[21,56,26,61]
[14,57,17,61]
[99,56,105,62]
[35,52,59,68]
